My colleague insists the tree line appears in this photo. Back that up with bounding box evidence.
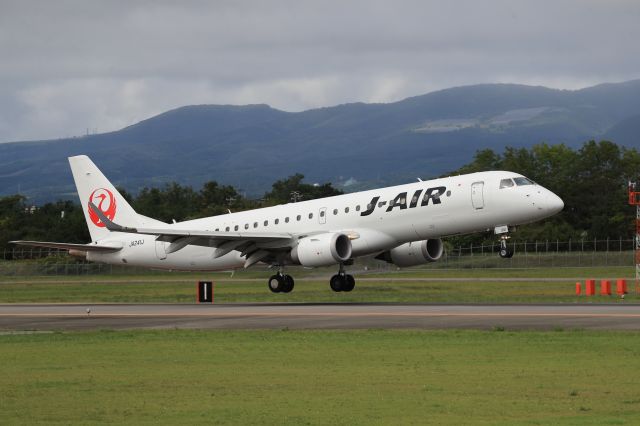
[1,140,639,251]
[0,174,342,250]
[447,140,640,245]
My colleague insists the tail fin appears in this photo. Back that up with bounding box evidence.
[69,155,140,241]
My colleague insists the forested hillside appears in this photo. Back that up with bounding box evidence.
[2,80,640,202]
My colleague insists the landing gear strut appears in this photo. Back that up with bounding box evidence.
[498,235,514,259]
[268,271,294,293]
[330,264,355,292]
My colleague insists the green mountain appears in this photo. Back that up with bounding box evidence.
[2,80,640,202]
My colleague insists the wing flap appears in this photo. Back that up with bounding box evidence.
[10,241,123,252]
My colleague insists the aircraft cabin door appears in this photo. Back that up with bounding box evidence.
[471,181,484,210]
[319,207,327,224]
[155,239,167,260]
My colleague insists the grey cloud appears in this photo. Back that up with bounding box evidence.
[0,0,639,141]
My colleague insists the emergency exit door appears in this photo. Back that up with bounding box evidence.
[471,181,484,209]
[319,207,327,224]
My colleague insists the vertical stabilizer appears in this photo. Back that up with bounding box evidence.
[69,155,139,241]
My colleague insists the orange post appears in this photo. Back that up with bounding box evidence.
[575,282,581,295]
[585,279,596,296]
[616,279,627,295]
[600,280,611,296]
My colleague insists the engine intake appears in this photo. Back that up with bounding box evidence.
[376,239,444,267]
[291,233,353,267]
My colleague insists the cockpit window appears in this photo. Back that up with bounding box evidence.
[499,178,514,189]
[514,177,534,186]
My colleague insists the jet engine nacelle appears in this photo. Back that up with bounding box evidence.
[291,233,353,267]
[376,239,444,267]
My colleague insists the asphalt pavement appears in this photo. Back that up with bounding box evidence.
[1,303,639,331]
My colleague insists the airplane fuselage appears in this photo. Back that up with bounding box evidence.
[88,170,563,271]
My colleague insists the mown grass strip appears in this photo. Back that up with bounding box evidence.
[0,269,637,304]
[1,329,639,425]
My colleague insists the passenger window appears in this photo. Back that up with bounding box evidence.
[264,220,268,226]
[225,226,230,232]
[333,209,338,215]
[253,222,258,228]
[499,178,515,189]
[514,177,534,186]
[285,217,290,223]
[244,224,249,230]
[356,205,360,211]
[234,225,238,231]
[275,218,279,225]
[320,210,325,217]
[296,215,301,221]
[308,213,313,219]
[215,228,219,232]
[378,201,385,208]
[345,207,349,213]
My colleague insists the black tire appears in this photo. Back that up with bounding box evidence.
[499,247,514,258]
[282,275,295,293]
[330,274,344,292]
[268,274,284,293]
[342,274,355,292]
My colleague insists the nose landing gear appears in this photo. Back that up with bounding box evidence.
[498,235,514,258]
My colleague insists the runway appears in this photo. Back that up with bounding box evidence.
[1,303,640,331]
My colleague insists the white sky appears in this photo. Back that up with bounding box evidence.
[1,0,639,142]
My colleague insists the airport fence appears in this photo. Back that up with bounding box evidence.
[0,238,635,276]
[436,237,634,270]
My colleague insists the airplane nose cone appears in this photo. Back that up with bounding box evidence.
[546,192,564,214]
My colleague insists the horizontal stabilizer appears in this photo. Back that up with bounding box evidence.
[10,240,123,252]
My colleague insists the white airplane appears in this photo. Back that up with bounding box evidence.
[12,155,563,293]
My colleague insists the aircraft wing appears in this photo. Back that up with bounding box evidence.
[125,226,292,242]
[89,202,295,266]
[10,240,123,252]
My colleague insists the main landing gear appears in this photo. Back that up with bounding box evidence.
[266,264,356,293]
[498,235,514,259]
[329,264,355,292]
[267,272,294,293]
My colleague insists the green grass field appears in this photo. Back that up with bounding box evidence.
[2,267,639,424]
[1,329,639,425]
[0,266,636,303]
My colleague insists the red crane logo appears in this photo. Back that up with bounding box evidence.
[88,188,117,227]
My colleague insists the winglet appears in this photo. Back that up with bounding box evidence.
[89,202,138,233]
